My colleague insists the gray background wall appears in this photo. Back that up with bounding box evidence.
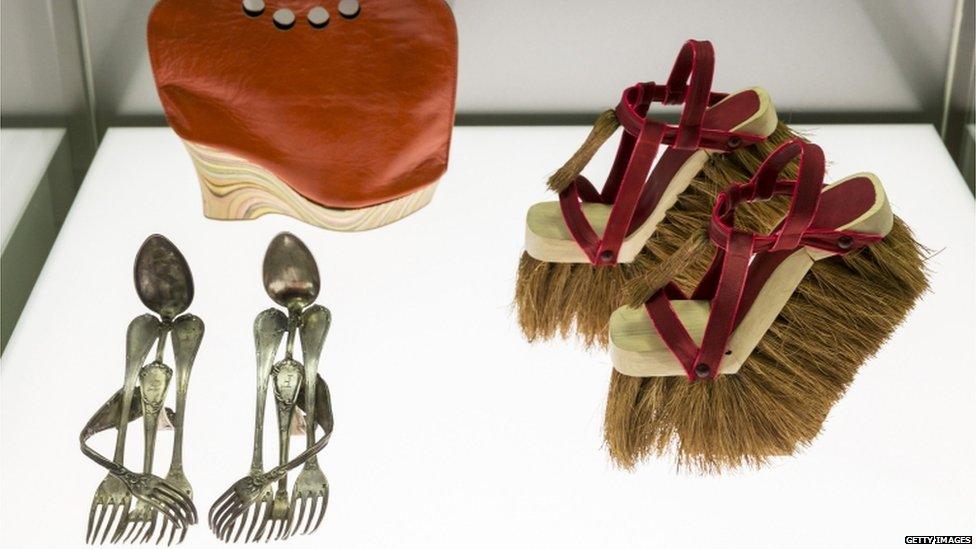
[1,0,960,127]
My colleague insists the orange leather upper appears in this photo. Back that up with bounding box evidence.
[148,0,458,209]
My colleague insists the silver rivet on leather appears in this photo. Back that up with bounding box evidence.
[273,8,296,29]
[308,6,330,28]
[337,0,361,18]
[242,0,265,17]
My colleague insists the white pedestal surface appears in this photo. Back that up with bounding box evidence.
[1,125,973,548]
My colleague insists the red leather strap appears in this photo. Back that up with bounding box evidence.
[667,40,715,149]
[646,289,698,371]
[594,121,665,263]
[559,39,770,266]
[693,230,754,378]
[559,120,664,263]
[643,139,884,380]
[709,141,878,256]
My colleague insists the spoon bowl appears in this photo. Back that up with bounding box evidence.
[263,233,320,311]
[134,235,194,320]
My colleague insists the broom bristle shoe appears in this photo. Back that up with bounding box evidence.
[516,39,784,346]
[604,140,929,472]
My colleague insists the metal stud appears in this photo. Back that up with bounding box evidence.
[838,236,854,250]
[599,250,614,262]
[308,6,330,28]
[695,363,711,379]
[338,0,361,18]
[727,136,742,149]
[273,8,296,29]
[242,0,266,17]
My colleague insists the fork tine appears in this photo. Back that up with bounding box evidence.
[157,484,197,524]
[251,503,272,543]
[100,503,121,544]
[86,504,99,544]
[92,503,110,544]
[138,517,153,543]
[229,502,252,542]
[310,495,328,534]
[141,511,158,543]
[176,520,188,545]
[156,490,192,526]
[288,495,306,537]
[122,521,138,543]
[304,496,319,535]
[122,510,144,543]
[209,494,236,531]
[155,517,168,545]
[208,487,235,527]
[216,503,243,541]
[162,483,197,522]
[216,499,244,539]
[244,499,265,542]
[86,502,100,544]
[151,492,187,527]
[126,518,145,544]
[231,502,251,543]
[272,518,285,541]
[111,499,131,544]
[211,498,239,535]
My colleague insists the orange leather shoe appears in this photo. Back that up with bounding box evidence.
[149,0,458,231]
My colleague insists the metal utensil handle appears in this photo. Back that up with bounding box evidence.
[141,326,173,474]
[169,314,204,472]
[252,308,288,473]
[276,310,302,481]
[275,400,293,490]
[299,306,331,464]
[81,388,146,473]
[261,375,334,480]
[114,314,161,464]
[272,358,303,489]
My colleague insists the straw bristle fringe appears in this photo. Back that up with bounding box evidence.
[548,110,620,193]
[516,250,654,348]
[515,123,801,346]
[604,131,931,472]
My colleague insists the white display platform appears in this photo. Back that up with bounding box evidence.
[1,125,973,548]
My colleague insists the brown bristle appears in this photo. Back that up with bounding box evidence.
[603,140,931,473]
[547,110,620,193]
[516,251,655,348]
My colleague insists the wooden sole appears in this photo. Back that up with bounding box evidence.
[610,173,894,377]
[524,87,779,263]
[185,141,438,232]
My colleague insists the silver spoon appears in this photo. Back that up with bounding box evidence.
[135,235,194,322]
[263,232,320,314]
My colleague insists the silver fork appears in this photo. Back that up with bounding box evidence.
[81,392,198,544]
[209,369,334,543]
[85,314,160,544]
[122,325,173,543]
[255,353,303,541]
[155,315,204,545]
[210,308,286,541]
[289,305,332,536]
